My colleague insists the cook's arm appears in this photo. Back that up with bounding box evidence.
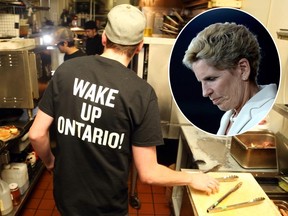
[132,145,219,195]
[29,109,55,172]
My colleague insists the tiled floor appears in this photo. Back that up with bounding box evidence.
[19,169,173,216]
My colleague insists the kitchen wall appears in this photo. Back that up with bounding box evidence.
[243,0,288,134]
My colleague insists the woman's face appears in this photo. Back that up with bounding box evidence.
[192,59,245,112]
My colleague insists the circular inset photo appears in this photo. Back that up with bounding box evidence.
[169,8,280,136]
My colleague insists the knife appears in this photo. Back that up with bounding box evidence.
[207,182,243,212]
[207,197,265,213]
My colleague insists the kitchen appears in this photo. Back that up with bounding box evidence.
[0,0,288,215]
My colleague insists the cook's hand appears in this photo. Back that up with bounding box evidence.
[45,159,55,174]
[189,172,219,195]
[280,208,288,216]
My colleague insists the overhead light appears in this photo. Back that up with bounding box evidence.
[42,34,53,45]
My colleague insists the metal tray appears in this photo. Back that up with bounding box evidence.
[0,126,21,142]
[230,131,277,169]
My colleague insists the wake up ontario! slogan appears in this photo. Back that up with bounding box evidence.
[56,78,125,150]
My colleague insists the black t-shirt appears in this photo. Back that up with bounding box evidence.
[64,49,86,61]
[85,34,104,55]
[39,55,163,216]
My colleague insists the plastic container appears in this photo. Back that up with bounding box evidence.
[0,179,13,215]
[1,163,29,195]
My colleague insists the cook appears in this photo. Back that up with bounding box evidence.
[29,4,219,216]
[53,27,86,61]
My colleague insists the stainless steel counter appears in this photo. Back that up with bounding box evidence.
[180,125,278,176]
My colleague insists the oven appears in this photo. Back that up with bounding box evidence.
[0,45,52,118]
[0,44,52,177]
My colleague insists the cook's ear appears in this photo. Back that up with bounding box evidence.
[135,41,144,54]
[239,58,250,81]
[102,31,107,46]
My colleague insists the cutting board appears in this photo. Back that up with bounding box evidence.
[185,172,281,216]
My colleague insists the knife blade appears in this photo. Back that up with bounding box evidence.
[207,182,243,212]
[207,197,265,213]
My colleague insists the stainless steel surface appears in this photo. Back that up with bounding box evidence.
[0,49,32,108]
[181,126,278,176]
[0,150,10,165]
[276,132,288,176]
[0,46,51,110]
[208,197,265,213]
[207,182,243,212]
[203,164,222,173]
[230,131,277,169]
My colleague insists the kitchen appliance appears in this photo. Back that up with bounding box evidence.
[0,41,52,182]
[0,44,52,118]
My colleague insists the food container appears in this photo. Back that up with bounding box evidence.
[19,24,29,37]
[230,131,277,169]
